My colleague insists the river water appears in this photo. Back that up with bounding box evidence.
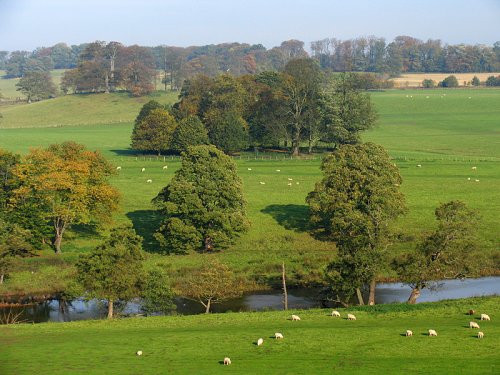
[3,277,499,323]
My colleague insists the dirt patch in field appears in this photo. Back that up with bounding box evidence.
[391,72,500,88]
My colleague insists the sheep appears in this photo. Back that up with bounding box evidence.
[116,166,122,170]
[141,168,146,172]
[275,332,284,339]
[469,321,480,329]
[257,338,264,346]
[428,329,437,337]
[291,314,301,321]
[276,169,281,172]
[468,309,475,315]
[162,165,168,170]
[347,313,356,321]
[467,177,471,181]
[295,182,299,185]
[223,357,231,365]
[247,168,252,171]
[471,166,477,170]
[406,330,413,337]
[259,181,266,185]
[136,351,143,356]
[417,164,422,168]
[288,178,293,181]
[475,179,480,182]
[331,310,341,317]
[477,331,484,339]
[146,179,152,183]
[287,182,292,186]
[480,314,491,321]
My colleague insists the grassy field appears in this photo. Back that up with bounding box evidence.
[391,72,500,88]
[1,297,498,374]
[0,88,499,295]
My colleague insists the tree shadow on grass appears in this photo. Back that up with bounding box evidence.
[126,210,163,253]
[261,204,310,232]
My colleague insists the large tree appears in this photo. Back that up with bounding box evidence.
[76,225,145,319]
[131,108,178,155]
[392,200,481,304]
[307,143,406,305]
[171,115,209,153]
[11,142,120,254]
[153,145,249,254]
[16,71,57,103]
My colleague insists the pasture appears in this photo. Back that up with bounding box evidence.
[0,88,499,295]
[1,297,498,374]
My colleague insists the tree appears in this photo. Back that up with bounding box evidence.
[307,143,406,305]
[178,259,242,313]
[131,108,178,155]
[321,73,377,146]
[171,115,209,152]
[76,225,145,319]
[439,75,459,88]
[153,145,249,254]
[392,201,481,304]
[471,76,480,86]
[140,267,176,316]
[11,142,120,254]
[134,100,167,125]
[16,71,57,103]
[421,79,436,88]
[207,111,249,154]
[121,45,155,96]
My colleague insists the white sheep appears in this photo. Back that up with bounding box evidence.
[247,168,252,171]
[475,179,480,182]
[471,166,477,170]
[469,321,480,329]
[296,182,299,185]
[406,330,413,337]
[291,314,301,321]
[146,179,152,183]
[259,181,266,185]
[347,313,356,321]
[331,310,340,317]
[276,169,281,172]
[275,332,284,339]
[116,166,122,170]
[162,165,168,170]
[467,177,471,181]
[417,164,422,168]
[136,350,143,356]
[287,182,292,186]
[477,331,484,339]
[223,357,231,365]
[288,178,293,181]
[141,168,146,172]
[257,338,263,346]
[428,329,437,337]
[480,314,491,321]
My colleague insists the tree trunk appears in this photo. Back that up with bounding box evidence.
[0,273,4,284]
[407,288,421,304]
[107,299,114,319]
[356,288,365,305]
[53,233,63,254]
[53,219,66,254]
[104,72,109,93]
[368,279,376,305]
[205,299,211,314]
[282,262,288,311]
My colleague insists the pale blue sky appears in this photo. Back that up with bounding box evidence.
[1,0,499,51]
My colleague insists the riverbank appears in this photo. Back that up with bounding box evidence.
[1,296,498,374]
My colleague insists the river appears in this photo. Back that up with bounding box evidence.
[3,277,498,323]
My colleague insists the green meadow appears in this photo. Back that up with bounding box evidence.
[1,297,499,374]
[0,88,499,295]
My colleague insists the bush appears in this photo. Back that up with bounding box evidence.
[471,76,480,86]
[438,75,459,88]
[421,79,436,88]
[485,75,500,86]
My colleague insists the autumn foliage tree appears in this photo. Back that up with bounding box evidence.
[11,142,120,254]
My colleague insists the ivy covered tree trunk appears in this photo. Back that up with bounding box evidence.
[107,299,114,319]
[407,288,421,304]
[368,279,376,305]
[356,288,365,305]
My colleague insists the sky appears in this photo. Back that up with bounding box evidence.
[1,0,500,52]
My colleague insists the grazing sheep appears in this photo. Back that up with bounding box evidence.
[406,330,413,337]
[275,332,284,339]
[468,309,475,315]
[146,179,152,183]
[288,178,293,181]
[428,329,437,337]
[347,313,356,321]
[247,168,252,171]
[276,169,281,172]
[291,314,301,321]
[287,182,292,186]
[417,164,422,168]
[471,166,477,170]
[475,179,480,182]
[469,321,480,329]
[116,166,122,170]
[223,357,231,365]
[136,351,143,356]
[331,310,341,317]
[467,177,471,181]
[257,338,263,346]
[162,165,168,170]
[477,331,484,339]
[480,314,491,321]
[259,181,266,185]
[141,168,146,172]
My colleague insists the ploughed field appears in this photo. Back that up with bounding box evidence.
[1,297,498,374]
[0,88,499,295]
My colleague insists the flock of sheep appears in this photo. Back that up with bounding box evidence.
[415,164,480,182]
[115,164,169,184]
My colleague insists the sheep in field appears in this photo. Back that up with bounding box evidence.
[428,329,438,337]
[331,310,341,317]
[406,330,413,337]
[141,168,146,172]
[275,332,284,339]
[472,166,477,170]
[223,357,231,365]
[247,168,252,171]
[162,165,168,170]
[136,351,143,356]
[480,314,491,321]
[146,179,152,183]
[477,332,484,339]
[287,182,292,186]
[347,313,357,321]
[468,309,475,315]
[257,338,264,346]
[116,166,122,170]
[291,314,301,321]
[259,181,266,185]
[417,164,422,168]
[469,321,480,329]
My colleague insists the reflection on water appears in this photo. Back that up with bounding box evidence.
[3,277,498,323]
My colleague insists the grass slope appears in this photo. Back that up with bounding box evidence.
[1,297,498,374]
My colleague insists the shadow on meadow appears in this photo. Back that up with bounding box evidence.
[126,210,162,252]
[261,204,310,232]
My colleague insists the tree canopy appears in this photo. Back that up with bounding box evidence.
[171,115,209,153]
[131,108,178,155]
[16,71,57,103]
[153,145,249,254]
